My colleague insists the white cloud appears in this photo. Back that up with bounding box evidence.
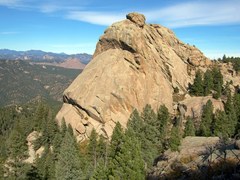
[0,31,19,35]
[66,11,124,26]
[144,1,240,28]
[0,0,240,28]
[0,0,20,6]
[65,1,240,28]
[40,4,60,13]
[50,43,95,48]
[48,43,96,54]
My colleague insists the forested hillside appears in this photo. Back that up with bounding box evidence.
[1,75,240,179]
[0,60,80,107]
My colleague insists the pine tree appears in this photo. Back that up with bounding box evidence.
[142,104,157,125]
[55,131,83,180]
[169,125,181,151]
[184,117,195,137]
[222,54,227,62]
[190,70,204,96]
[91,163,109,180]
[157,105,170,141]
[203,69,214,96]
[108,128,145,180]
[36,146,55,180]
[96,135,107,166]
[224,93,237,136]
[233,93,240,132]
[88,129,98,171]
[212,67,223,98]
[199,100,214,136]
[127,108,157,168]
[127,109,143,133]
[109,122,124,159]
[213,110,230,137]
[5,124,30,179]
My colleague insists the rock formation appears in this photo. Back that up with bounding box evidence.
[150,136,240,179]
[56,12,212,141]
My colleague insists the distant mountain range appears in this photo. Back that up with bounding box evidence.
[0,49,92,69]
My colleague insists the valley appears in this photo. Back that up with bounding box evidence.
[0,60,81,107]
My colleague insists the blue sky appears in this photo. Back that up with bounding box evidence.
[0,0,239,59]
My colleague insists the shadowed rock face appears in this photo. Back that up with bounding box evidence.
[56,13,211,141]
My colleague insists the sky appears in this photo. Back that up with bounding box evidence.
[0,0,240,59]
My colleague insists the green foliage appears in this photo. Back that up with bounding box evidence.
[109,122,124,159]
[108,127,145,180]
[212,67,223,98]
[157,105,170,141]
[0,60,80,107]
[169,123,181,151]
[199,100,214,136]
[88,129,98,171]
[189,70,204,96]
[213,110,230,137]
[36,146,56,180]
[25,166,42,180]
[220,93,237,137]
[220,55,240,72]
[234,93,240,132]
[184,117,195,137]
[55,131,83,180]
[203,69,214,96]
[189,68,223,98]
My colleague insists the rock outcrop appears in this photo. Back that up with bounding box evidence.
[180,96,224,119]
[150,136,240,179]
[24,131,44,164]
[56,13,212,141]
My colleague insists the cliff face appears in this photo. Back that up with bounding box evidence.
[56,13,212,141]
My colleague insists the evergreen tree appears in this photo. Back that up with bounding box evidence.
[224,93,237,136]
[142,104,157,126]
[190,70,204,96]
[26,166,42,180]
[91,163,109,180]
[233,93,240,132]
[96,135,107,166]
[128,109,155,167]
[212,67,223,98]
[88,129,98,171]
[55,131,83,180]
[109,122,124,159]
[213,110,230,137]
[127,109,143,136]
[169,124,181,151]
[36,146,55,180]
[108,128,145,180]
[184,117,195,137]
[157,105,170,141]
[203,69,214,96]
[199,100,214,136]
[5,121,30,179]
[222,54,227,62]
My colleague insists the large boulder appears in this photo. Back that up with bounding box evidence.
[56,13,212,141]
[180,96,224,119]
[150,136,240,179]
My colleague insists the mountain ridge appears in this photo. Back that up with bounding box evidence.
[0,49,92,69]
